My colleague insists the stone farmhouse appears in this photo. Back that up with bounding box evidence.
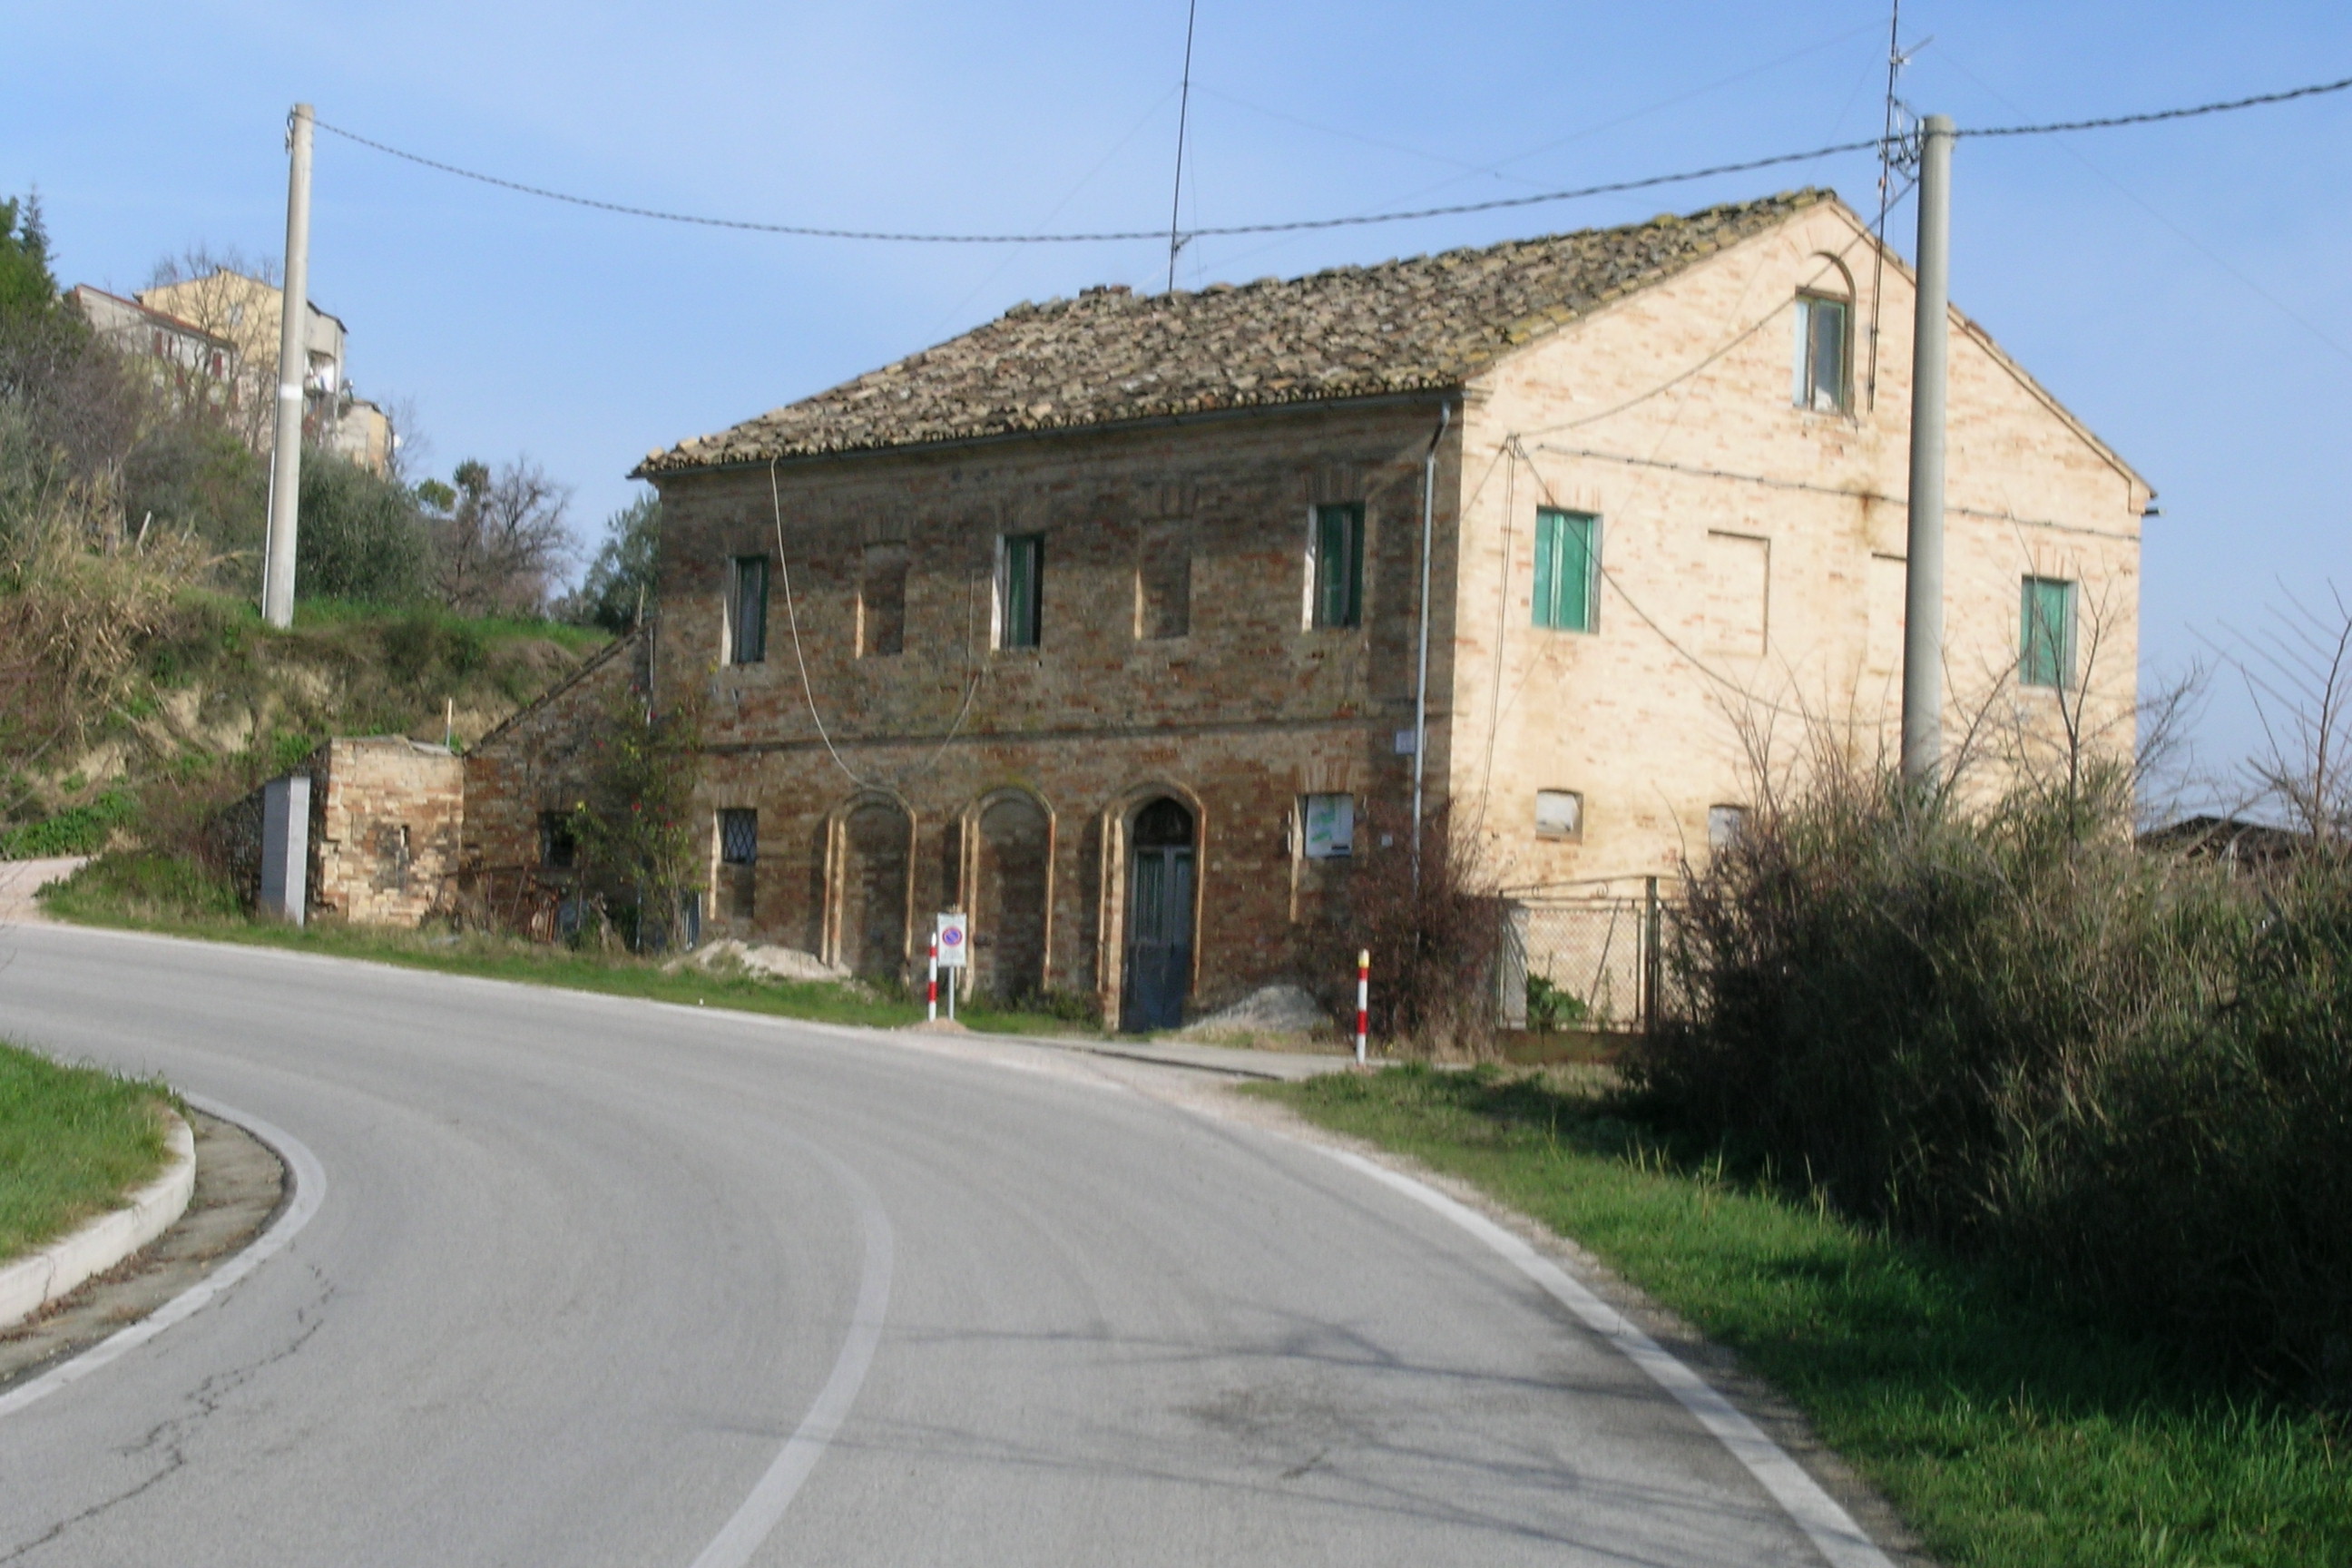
[466,188,2147,1029]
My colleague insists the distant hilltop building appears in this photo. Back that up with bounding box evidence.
[113,268,396,474]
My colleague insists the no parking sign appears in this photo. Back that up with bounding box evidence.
[936,912,970,968]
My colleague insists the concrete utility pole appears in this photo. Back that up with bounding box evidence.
[1900,113,1953,785]
[261,103,315,631]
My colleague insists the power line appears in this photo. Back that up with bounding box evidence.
[1167,0,1200,289]
[310,70,2352,249]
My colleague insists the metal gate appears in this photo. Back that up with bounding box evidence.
[1497,877,1672,1033]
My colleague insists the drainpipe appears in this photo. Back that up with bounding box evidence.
[1410,398,1452,891]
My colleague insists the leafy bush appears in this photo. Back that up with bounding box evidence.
[1634,759,2352,1394]
[0,789,135,857]
[1524,974,1591,1032]
[297,453,431,603]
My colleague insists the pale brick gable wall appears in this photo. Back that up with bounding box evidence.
[1453,201,2145,890]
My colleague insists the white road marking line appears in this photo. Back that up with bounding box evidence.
[1323,1148,1894,1568]
[0,1093,328,1421]
[687,1148,895,1568]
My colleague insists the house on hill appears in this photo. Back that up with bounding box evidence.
[470,189,2149,1029]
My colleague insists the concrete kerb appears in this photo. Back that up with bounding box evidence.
[0,1109,196,1329]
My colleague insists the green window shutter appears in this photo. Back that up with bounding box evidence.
[730,555,769,664]
[1534,509,1597,632]
[1002,534,1043,648]
[2021,577,2073,687]
[1313,504,1363,628]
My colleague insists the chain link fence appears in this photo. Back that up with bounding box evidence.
[1496,879,1678,1033]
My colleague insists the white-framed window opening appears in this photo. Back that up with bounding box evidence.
[1792,293,1851,414]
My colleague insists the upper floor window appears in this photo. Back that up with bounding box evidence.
[997,533,1044,650]
[727,554,769,665]
[1793,294,1851,414]
[1137,523,1191,640]
[2021,576,2076,689]
[1308,503,1364,629]
[1534,508,1599,632]
[860,544,907,658]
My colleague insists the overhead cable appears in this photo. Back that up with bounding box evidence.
[311,70,2352,247]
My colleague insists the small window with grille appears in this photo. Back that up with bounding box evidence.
[719,808,759,866]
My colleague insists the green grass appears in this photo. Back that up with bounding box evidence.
[1255,1065,2352,1568]
[0,1043,172,1264]
[40,853,1102,1041]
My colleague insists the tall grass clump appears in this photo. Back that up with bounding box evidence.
[1634,753,2352,1396]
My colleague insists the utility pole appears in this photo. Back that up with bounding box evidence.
[261,103,315,631]
[1900,113,1953,785]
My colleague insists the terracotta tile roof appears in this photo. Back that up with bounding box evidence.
[639,190,1829,475]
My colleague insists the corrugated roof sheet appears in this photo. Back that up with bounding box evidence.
[640,190,1828,474]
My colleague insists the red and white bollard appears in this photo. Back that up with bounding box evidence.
[1354,948,1370,1065]
[926,936,939,1023]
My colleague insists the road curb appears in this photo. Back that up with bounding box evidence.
[0,1108,195,1329]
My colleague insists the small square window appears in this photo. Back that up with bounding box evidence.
[1534,789,1583,839]
[2020,576,2076,689]
[719,808,759,866]
[1300,793,1355,859]
[1793,295,1851,414]
[1308,504,1364,629]
[1534,510,1598,632]
[1708,804,1749,849]
[998,534,1044,650]
[538,810,577,870]
[728,555,769,665]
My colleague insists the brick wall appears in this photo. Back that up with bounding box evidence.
[309,737,465,926]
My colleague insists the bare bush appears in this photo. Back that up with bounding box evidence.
[1293,801,1505,1058]
[432,458,575,616]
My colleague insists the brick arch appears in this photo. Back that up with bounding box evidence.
[959,786,1055,1004]
[824,790,915,981]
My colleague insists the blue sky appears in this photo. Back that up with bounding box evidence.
[9,1,2349,803]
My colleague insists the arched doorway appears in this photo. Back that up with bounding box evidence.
[1121,797,1195,1032]
[838,799,910,981]
[973,792,1050,1004]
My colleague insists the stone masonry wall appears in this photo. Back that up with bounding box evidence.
[310,737,465,926]
[652,400,1455,1020]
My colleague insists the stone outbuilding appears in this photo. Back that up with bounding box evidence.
[477,188,2148,1028]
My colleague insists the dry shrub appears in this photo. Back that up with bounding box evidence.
[1294,801,1505,1059]
[1635,750,2352,1394]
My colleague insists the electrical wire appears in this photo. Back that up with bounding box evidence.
[314,70,2352,250]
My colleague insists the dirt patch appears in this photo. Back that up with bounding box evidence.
[0,1107,286,1392]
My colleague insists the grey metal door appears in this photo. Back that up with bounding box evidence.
[1122,799,1194,1032]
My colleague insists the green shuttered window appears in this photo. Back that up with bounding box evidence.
[1533,509,1598,632]
[1311,504,1364,629]
[999,534,1044,649]
[2020,576,2075,689]
[728,555,769,664]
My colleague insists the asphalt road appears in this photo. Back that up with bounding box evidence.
[0,923,1863,1566]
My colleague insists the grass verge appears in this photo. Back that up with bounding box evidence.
[1253,1064,2351,1568]
[38,853,1102,1041]
[0,1043,172,1265]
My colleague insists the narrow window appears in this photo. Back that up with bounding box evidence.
[860,544,907,657]
[1793,295,1851,413]
[1533,509,1599,632]
[538,810,577,870]
[1137,524,1191,640]
[998,534,1044,650]
[718,808,758,920]
[1300,793,1356,859]
[1309,503,1364,629]
[2020,576,2076,689]
[1534,789,1583,839]
[1708,804,1749,849]
[728,554,769,665]
[719,808,759,866]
